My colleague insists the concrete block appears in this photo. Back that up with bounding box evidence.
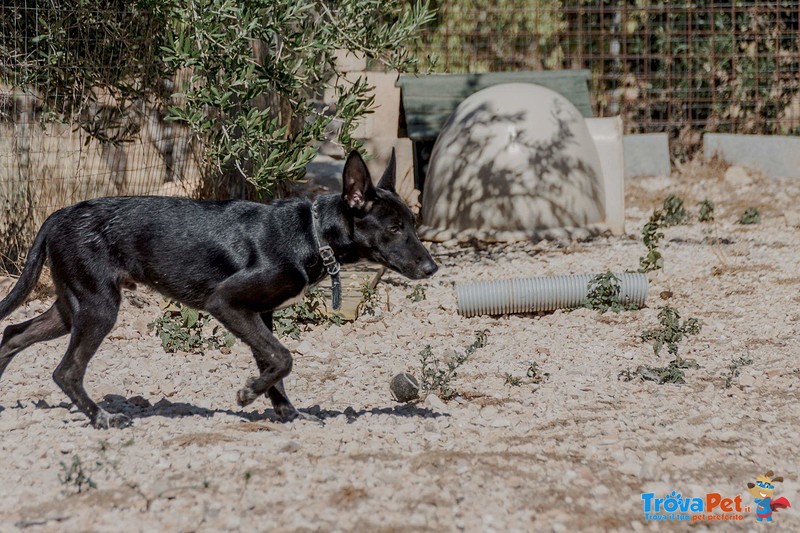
[359,138,418,210]
[586,117,625,235]
[324,71,402,140]
[334,49,366,73]
[704,133,800,179]
[623,133,671,178]
[354,72,402,140]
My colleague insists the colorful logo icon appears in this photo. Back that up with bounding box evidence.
[639,470,793,523]
[746,471,791,523]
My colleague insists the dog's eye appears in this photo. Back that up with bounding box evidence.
[389,225,402,234]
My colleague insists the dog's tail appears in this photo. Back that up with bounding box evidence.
[0,215,57,321]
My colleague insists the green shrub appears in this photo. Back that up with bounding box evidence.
[406,284,426,302]
[359,282,379,316]
[584,271,640,313]
[639,210,665,272]
[739,207,761,225]
[641,306,701,358]
[661,194,688,226]
[59,455,99,496]
[273,288,344,340]
[698,199,715,223]
[621,306,702,385]
[419,331,488,400]
[148,301,236,354]
[2,1,434,197]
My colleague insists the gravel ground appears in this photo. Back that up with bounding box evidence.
[1,162,799,532]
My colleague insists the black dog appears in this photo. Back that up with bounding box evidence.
[0,150,437,428]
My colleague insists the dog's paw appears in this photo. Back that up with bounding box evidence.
[236,377,259,407]
[276,406,324,426]
[93,409,132,430]
[296,412,325,426]
[275,404,300,423]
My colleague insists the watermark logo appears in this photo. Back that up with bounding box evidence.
[746,470,791,523]
[640,469,792,523]
[641,491,747,522]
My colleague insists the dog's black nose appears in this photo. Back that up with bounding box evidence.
[420,260,438,277]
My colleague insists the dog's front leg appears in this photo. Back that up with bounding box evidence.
[206,298,320,423]
[205,300,292,406]
[259,313,323,424]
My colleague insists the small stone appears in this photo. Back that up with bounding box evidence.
[59,443,74,454]
[619,459,641,477]
[133,318,150,334]
[424,394,447,412]
[294,341,312,356]
[397,422,417,433]
[489,417,511,428]
[784,211,800,228]
[738,372,756,387]
[640,455,658,480]
[759,412,777,424]
[219,451,240,462]
[724,166,752,187]
[718,430,740,443]
[280,441,301,454]
[590,484,610,497]
[492,475,519,488]
[389,373,419,403]
[765,368,783,379]
[479,405,499,419]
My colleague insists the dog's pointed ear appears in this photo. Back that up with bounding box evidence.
[378,148,396,192]
[773,476,784,483]
[342,150,374,210]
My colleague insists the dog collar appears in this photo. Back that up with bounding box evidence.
[311,200,342,310]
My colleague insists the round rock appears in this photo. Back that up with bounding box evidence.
[390,372,420,402]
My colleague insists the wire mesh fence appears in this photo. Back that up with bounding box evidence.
[2,1,799,272]
[416,1,800,155]
[0,3,201,273]
[0,91,201,273]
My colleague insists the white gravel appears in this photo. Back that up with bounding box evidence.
[1,163,799,532]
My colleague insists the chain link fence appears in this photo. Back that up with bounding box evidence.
[416,1,800,156]
[2,1,799,272]
[0,3,201,273]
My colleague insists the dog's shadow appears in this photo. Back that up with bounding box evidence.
[96,394,445,424]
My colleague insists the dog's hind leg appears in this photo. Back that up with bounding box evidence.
[53,292,129,429]
[0,302,70,380]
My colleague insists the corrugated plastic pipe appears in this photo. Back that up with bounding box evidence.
[456,273,648,317]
